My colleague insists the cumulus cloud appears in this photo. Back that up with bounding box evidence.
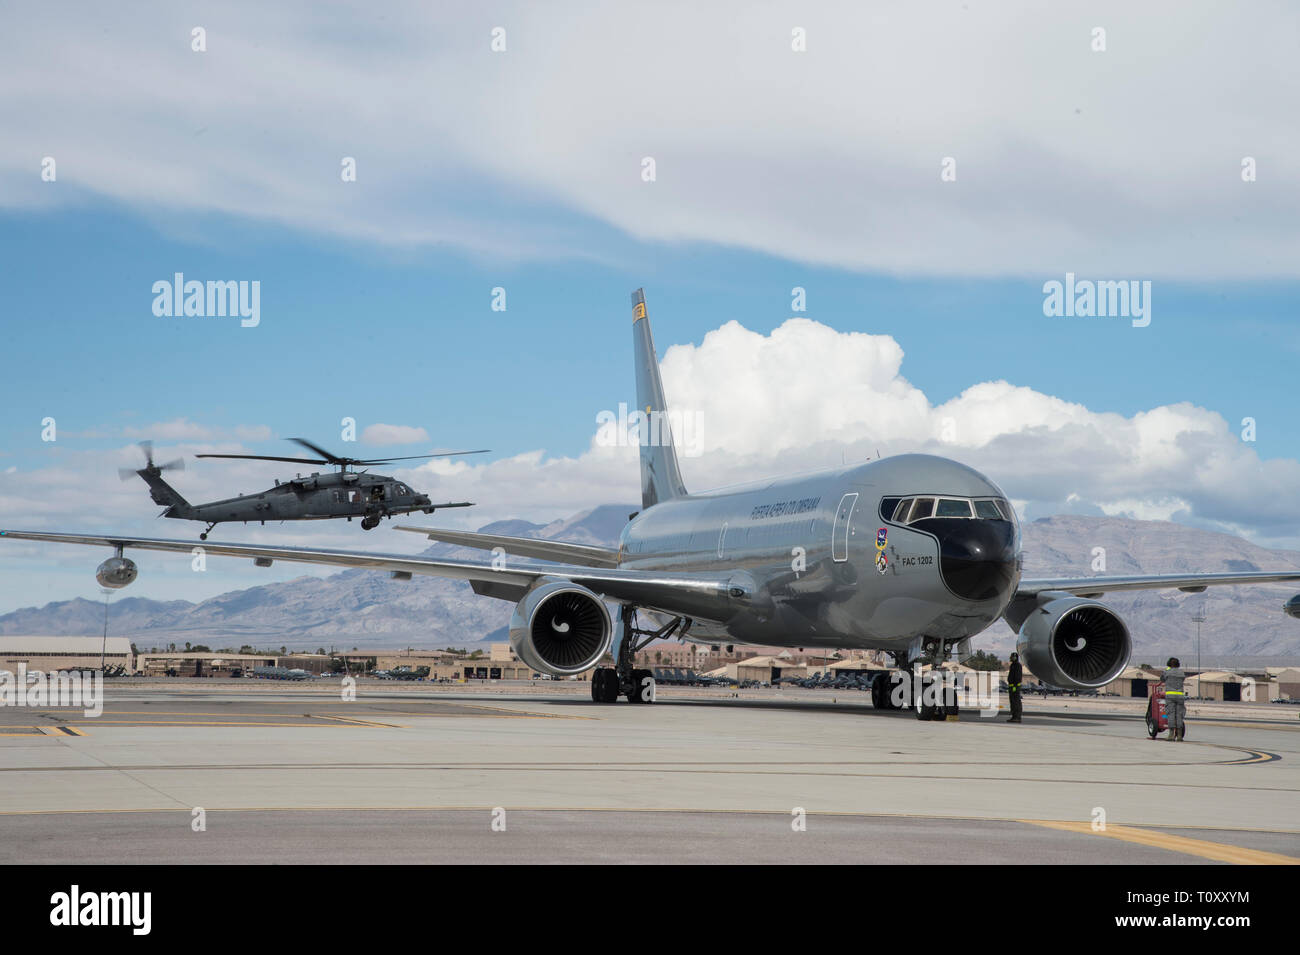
[407,318,1300,544]
[1,2,1296,278]
[361,424,430,447]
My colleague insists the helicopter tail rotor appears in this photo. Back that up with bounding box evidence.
[120,441,185,480]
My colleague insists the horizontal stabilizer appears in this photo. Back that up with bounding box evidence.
[393,525,620,568]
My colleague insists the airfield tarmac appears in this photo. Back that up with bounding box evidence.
[0,680,1296,864]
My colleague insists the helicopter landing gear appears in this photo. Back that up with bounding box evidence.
[199,523,217,541]
[360,515,381,530]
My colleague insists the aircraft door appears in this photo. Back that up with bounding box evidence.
[832,492,858,562]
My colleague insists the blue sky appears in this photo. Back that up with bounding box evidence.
[4,206,1297,471]
[1,1,1298,611]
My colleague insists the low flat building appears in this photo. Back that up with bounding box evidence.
[1101,665,1166,697]
[135,652,276,677]
[0,636,133,672]
[1268,667,1300,700]
[1187,670,1277,703]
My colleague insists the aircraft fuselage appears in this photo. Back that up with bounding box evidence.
[617,452,1022,654]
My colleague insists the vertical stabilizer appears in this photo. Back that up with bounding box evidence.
[631,289,688,509]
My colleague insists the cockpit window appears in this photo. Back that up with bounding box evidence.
[936,498,973,518]
[907,498,935,522]
[886,495,1014,523]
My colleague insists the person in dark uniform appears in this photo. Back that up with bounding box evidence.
[1163,657,1186,741]
[1006,652,1023,723]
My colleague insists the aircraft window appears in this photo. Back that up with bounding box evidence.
[997,498,1013,521]
[880,497,902,522]
[936,498,973,518]
[907,498,934,522]
[974,499,1003,520]
[891,498,912,522]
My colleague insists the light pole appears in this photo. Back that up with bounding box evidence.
[1191,612,1206,691]
[99,586,114,671]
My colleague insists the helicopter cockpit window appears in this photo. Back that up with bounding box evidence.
[394,484,411,496]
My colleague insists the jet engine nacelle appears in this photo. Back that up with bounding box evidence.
[509,579,612,676]
[96,556,138,589]
[1016,595,1130,690]
[1284,594,1300,618]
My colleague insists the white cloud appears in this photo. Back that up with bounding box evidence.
[1,2,1296,278]
[405,318,1300,543]
[361,424,430,447]
[121,419,271,442]
[123,418,214,441]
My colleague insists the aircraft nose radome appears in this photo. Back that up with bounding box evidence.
[929,518,1018,602]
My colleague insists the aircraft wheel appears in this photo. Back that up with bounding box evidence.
[625,668,655,703]
[624,670,655,701]
[199,533,208,541]
[871,674,889,710]
[888,672,909,710]
[592,668,618,703]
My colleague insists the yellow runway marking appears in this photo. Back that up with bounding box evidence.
[312,714,405,728]
[1022,819,1299,865]
[63,720,396,728]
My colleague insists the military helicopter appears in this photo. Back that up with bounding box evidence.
[122,439,486,539]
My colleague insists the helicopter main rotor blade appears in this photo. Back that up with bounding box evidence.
[352,449,492,465]
[288,438,344,464]
[194,453,329,465]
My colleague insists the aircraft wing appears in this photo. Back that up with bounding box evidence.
[1017,571,1300,597]
[393,525,621,568]
[0,529,727,612]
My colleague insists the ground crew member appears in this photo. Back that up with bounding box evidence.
[1006,652,1023,723]
[1163,657,1186,741]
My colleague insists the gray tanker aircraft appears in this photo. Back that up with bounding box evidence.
[5,290,1300,715]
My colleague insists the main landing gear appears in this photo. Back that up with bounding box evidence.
[872,645,961,722]
[360,514,381,530]
[590,605,690,705]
